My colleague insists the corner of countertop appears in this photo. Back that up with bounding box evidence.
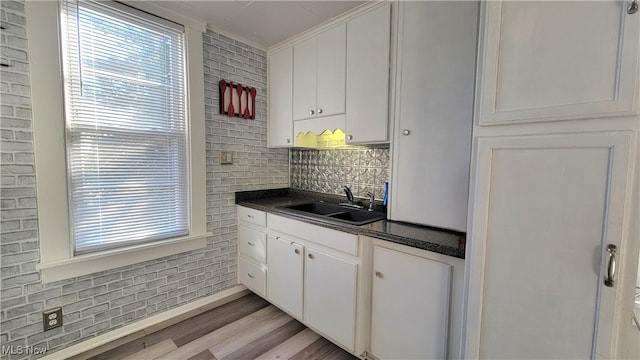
[235,188,291,204]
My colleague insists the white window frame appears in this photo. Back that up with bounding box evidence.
[26,1,209,283]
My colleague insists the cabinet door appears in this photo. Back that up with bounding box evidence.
[464,132,634,359]
[477,1,639,125]
[293,36,317,121]
[371,245,452,360]
[304,247,357,351]
[268,47,293,147]
[345,3,390,144]
[389,1,478,231]
[316,23,346,119]
[266,235,303,319]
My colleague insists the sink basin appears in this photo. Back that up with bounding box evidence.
[278,201,385,226]
[283,202,347,216]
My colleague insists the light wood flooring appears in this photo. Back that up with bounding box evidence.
[87,293,358,360]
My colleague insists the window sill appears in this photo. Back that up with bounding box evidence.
[37,233,210,283]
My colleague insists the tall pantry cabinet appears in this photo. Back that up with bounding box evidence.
[388,1,478,232]
[463,1,640,359]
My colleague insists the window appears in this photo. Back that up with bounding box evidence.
[62,0,189,254]
[26,0,208,282]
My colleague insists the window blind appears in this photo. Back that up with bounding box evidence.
[61,0,189,254]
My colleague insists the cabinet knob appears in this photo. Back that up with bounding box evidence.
[317,108,323,114]
[286,138,291,143]
[309,110,315,115]
[402,129,411,136]
[247,214,254,219]
[308,253,314,259]
[247,242,254,246]
[628,0,638,14]
[247,273,255,279]
[375,271,384,279]
[347,135,353,141]
[294,249,300,255]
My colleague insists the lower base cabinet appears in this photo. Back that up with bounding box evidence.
[370,244,452,359]
[265,213,361,353]
[237,207,267,297]
[304,247,358,352]
[239,207,462,358]
[266,235,304,319]
[238,256,266,296]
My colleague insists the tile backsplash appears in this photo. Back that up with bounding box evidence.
[290,147,390,200]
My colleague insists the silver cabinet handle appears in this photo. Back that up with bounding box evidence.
[604,244,617,287]
[309,110,315,115]
[628,0,638,14]
[247,273,255,279]
[347,135,353,141]
[375,271,383,279]
[247,242,254,246]
[317,108,323,114]
[402,129,410,136]
[247,214,254,219]
[308,253,314,259]
[294,249,300,254]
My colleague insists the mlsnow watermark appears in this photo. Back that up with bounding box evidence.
[1,345,48,356]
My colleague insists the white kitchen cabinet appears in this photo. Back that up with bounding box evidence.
[304,247,357,352]
[293,23,346,122]
[476,1,639,125]
[370,245,452,360]
[238,225,266,264]
[345,3,391,144]
[237,207,268,297]
[266,234,304,319]
[389,1,478,231]
[464,132,635,359]
[267,213,362,354]
[268,46,293,147]
[238,257,266,296]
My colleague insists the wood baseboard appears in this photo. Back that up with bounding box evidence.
[40,285,249,360]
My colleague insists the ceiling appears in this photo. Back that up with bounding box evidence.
[148,1,368,49]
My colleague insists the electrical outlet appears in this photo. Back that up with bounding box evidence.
[220,151,233,165]
[43,307,63,331]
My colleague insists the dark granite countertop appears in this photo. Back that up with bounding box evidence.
[235,188,466,259]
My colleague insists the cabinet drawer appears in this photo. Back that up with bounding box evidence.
[268,214,358,256]
[239,257,266,296]
[238,225,266,263]
[238,206,266,227]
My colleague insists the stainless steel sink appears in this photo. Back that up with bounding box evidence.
[278,201,385,226]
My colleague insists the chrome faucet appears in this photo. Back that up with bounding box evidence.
[343,185,354,205]
[340,186,364,209]
[366,192,375,212]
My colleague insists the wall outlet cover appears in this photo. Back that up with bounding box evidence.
[220,151,233,164]
[43,307,63,331]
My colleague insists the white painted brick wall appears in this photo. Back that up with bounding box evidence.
[0,1,288,358]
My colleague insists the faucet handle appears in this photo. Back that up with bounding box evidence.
[343,185,354,204]
[366,192,375,211]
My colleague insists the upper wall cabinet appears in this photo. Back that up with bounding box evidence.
[268,47,293,147]
[345,3,391,144]
[476,1,640,125]
[293,23,346,122]
[389,1,478,231]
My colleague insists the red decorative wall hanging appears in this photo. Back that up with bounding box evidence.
[219,80,256,119]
